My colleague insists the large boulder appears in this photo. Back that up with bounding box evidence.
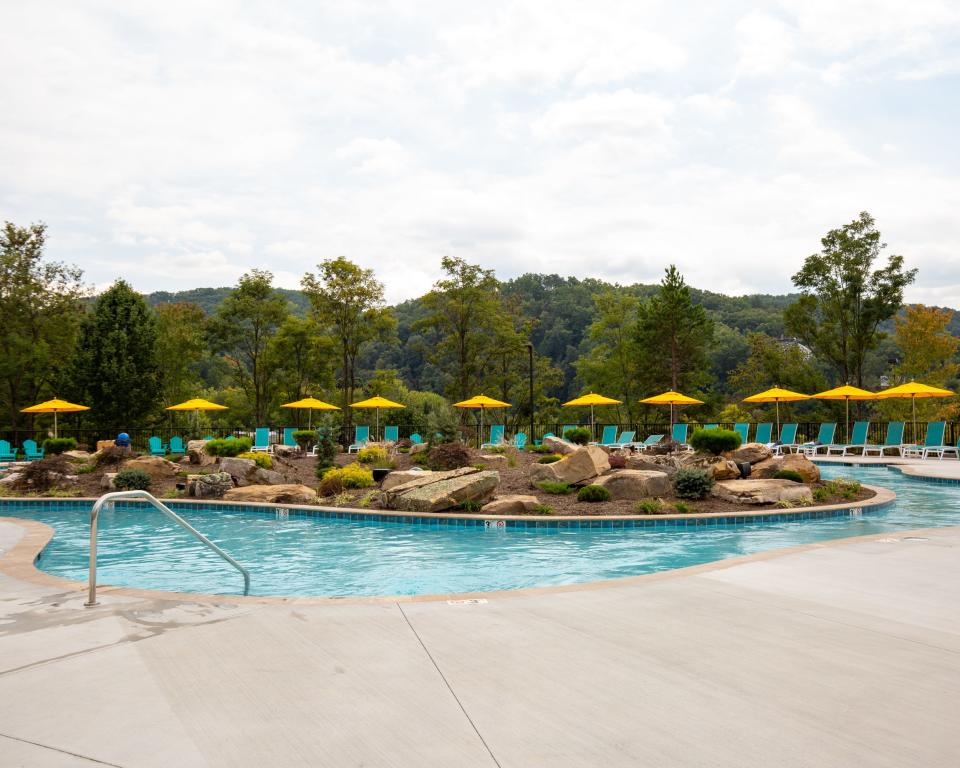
[381,467,478,502]
[626,454,682,476]
[121,455,180,479]
[381,467,500,513]
[528,445,610,486]
[223,484,318,504]
[219,457,286,487]
[728,443,773,464]
[593,470,671,500]
[542,436,579,456]
[100,473,116,491]
[381,468,430,491]
[712,479,813,506]
[480,495,541,515]
[187,472,233,499]
[477,453,508,468]
[272,445,300,459]
[63,450,93,463]
[683,454,741,481]
[409,442,429,455]
[187,439,215,466]
[750,453,820,483]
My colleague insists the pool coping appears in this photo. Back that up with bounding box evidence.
[0,484,897,606]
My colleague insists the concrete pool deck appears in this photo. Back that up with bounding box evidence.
[0,520,958,766]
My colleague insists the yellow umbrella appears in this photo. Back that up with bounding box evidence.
[563,392,622,438]
[454,394,511,447]
[743,387,809,434]
[874,381,954,444]
[639,391,704,431]
[281,396,340,430]
[350,396,405,441]
[166,397,228,433]
[812,385,876,443]
[21,398,90,438]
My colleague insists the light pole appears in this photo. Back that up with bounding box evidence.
[526,342,535,441]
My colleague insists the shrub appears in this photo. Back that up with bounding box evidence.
[533,504,554,514]
[411,450,430,466]
[773,469,803,483]
[458,500,482,513]
[577,484,611,502]
[607,454,626,469]
[527,444,553,454]
[812,486,829,503]
[672,467,714,499]
[427,442,473,471]
[634,499,663,514]
[114,469,152,491]
[164,453,184,463]
[292,430,315,450]
[313,426,337,477]
[563,427,591,445]
[204,437,253,457]
[690,428,741,456]
[357,446,389,465]
[673,501,691,514]
[42,437,77,455]
[538,454,562,464]
[13,456,71,492]
[537,481,574,495]
[318,463,374,495]
[825,477,861,500]
[485,445,507,454]
[237,451,272,469]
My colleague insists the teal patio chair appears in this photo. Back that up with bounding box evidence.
[383,425,399,443]
[702,424,719,431]
[772,423,799,455]
[148,436,167,456]
[22,439,44,461]
[481,424,505,449]
[798,423,837,456]
[592,425,618,447]
[409,432,423,445]
[754,422,773,444]
[348,425,370,453]
[632,434,664,451]
[0,440,17,462]
[862,422,904,457]
[905,421,947,459]
[169,436,185,454]
[511,432,527,449]
[250,427,272,453]
[733,423,749,444]
[607,430,635,449]
[827,421,870,456]
[282,427,298,448]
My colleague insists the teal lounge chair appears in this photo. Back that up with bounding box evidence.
[348,426,370,453]
[862,422,904,457]
[798,423,837,456]
[409,433,423,445]
[702,424,719,431]
[383,425,399,443]
[755,422,773,444]
[250,427,272,453]
[481,425,505,449]
[169,436,185,454]
[592,425,617,447]
[283,427,297,448]
[905,421,947,458]
[606,430,635,449]
[733,423,749,444]
[148,436,167,456]
[511,432,527,449]
[632,434,663,450]
[827,421,870,456]
[22,439,44,461]
[772,423,799,455]
[0,440,17,462]
[671,423,692,450]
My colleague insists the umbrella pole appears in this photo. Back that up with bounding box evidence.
[775,401,780,436]
[912,396,917,444]
[591,405,595,441]
[480,407,484,448]
[308,409,312,431]
[376,408,380,442]
[53,411,58,440]
[846,398,850,444]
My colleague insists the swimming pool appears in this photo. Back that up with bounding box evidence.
[8,465,956,598]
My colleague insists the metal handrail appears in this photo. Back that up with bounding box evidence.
[84,490,250,606]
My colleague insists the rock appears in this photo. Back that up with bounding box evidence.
[223,484,318,504]
[728,442,773,464]
[480,495,541,515]
[121,455,180,479]
[626,454,681,476]
[0,472,22,486]
[477,453,508,467]
[100,473,117,491]
[542,436,578,456]
[187,439,215,466]
[220,457,256,481]
[750,454,820,483]
[593,470,671,500]
[63,450,92,462]
[409,442,429,455]
[386,470,500,513]
[712,479,813,506]
[381,467,479,505]
[683,454,741,481]
[272,445,300,459]
[187,472,233,499]
[96,440,115,452]
[381,468,430,491]
[528,445,610,486]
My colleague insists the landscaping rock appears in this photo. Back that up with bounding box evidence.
[542,436,578,455]
[220,457,256,480]
[96,440,115,452]
[100,473,116,491]
[187,472,233,499]
[381,468,430,491]
[272,445,300,459]
[593,470,671,500]
[387,470,500,513]
[223,484,318,504]
[477,453,508,467]
[122,455,180,479]
[380,467,479,505]
[63,450,92,462]
[683,455,741,481]
[712,479,813,506]
[480,495,540,515]
[728,442,773,464]
[187,439,214,466]
[528,445,610,486]
[750,453,820,483]
[0,472,22,487]
[626,454,681,475]
[409,442,429,455]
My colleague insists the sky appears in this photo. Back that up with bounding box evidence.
[1,1,959,304]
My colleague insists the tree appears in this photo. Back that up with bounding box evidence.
[729,333,827,399]
[207,270,288,424]
[302,258,394,440]
[268,316,335,405]
[635,265,713,392]
[154,302,207,405]
[71,280,161,429]
[784,211,917,387]
[0,221,86,429]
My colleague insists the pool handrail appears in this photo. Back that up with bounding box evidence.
[84,490,250,606]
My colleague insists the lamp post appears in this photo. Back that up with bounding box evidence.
[526,342,535,442]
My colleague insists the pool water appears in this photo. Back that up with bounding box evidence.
[12,465,960,597]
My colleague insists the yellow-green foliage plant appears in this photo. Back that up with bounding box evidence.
[237,451,272,469]
[319,463,375,495]
[357,446,389,464]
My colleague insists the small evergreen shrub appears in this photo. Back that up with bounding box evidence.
[527,444,553,454]
[357,446,389,464]
[458,500,482,513]
[538,454,562,464]
[673,501,691,514]
[563,427,591,445]
[411,450,430,466]
[690,428,741,456]
[318,463,374,495]
[205,437,253,457]
[427,442,473,471]
[537,481,574,495]
[533,504,554,514]
[114,469,152,491]
[634,499,663,514]
[237,451,272,469]
[672,467,714,499]
[292,430,315,450]
[42,437,77,455]
[313,426,337,477]
[577,484,611,502]
[773,469,803,483]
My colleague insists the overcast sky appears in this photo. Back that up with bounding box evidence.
[2,1,958,304]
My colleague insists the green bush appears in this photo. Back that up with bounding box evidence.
[673,501,691,514]
[204,437,253,457]
[313,426,337,478]
[41,437,77,455]
[527,444,553,454]
[563,427,591,445]
[537,481,574,495]
[690,428,741,456]
[577,484,611,502]
[318,463,374,495]
[114,469,152,491]
[634,499,663,514]
[411,450,430,466]
[427,442,473,471]
[357,446,389,464]
[538,454,562,464]
[773,469,803,483]
[672,467,714,499]
[237,451,272,469]
[292,430,315,450]
[533,504,554,514]
[812,486,829,503]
